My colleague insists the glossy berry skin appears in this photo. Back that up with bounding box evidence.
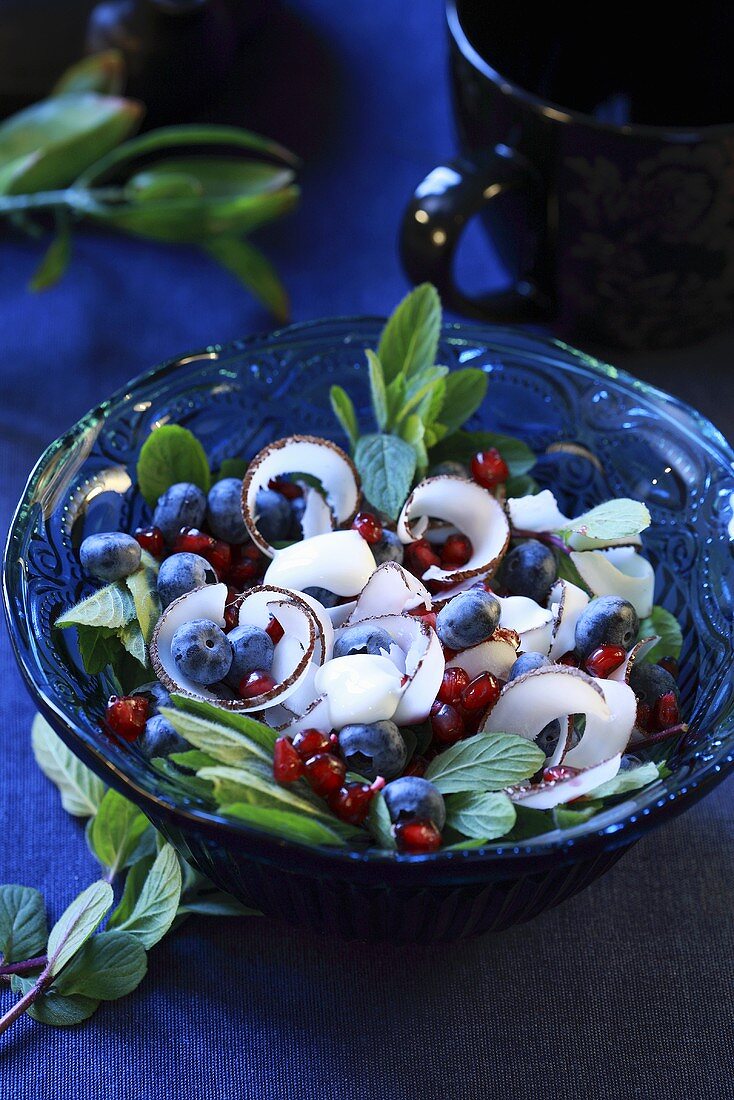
[338,720,407,781]
[436,589,501,651]
[382,775,446,830]
[266,617,284,644]
[437,666,470,704]
[471,448,509,489]
[80,532,141,582]
[225,624,274,688]
[273,737,304,783]
[333,623,393,659]
[328,782,374,825]
[441,534,472,569]
[171,618,233,685]
[292,728,334,761]
[254,488,293,544]
[138,714,189,758]
[558,651,580,667]
[352,511,383,544]
[430,701,465,745]
[134,526,165,558]
[238,670,277,698]
[371,529,404,566]
[497,540,558,604]
[508,653,551,680]
[653,691,680,731]
[134,680,172,712]
[304,753,347,796]
[157,552,216,608]
[404,538,441,577]
[657,656,679,679]
[629,662,680,707]
[585,644,626,678]
[460,671,501,713]
[172,528,214,557]
[153,482,207,545]
[574,596,639,660]
[395,819,442,853]
[206,477,249,544]
[106,695,148,741]
[536,719,562,757]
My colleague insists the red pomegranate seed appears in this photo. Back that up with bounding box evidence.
[437,666,470,704]
[584,644,627,678]
[441,534,472,568]
[430,701,465,745]
[395,819,442,853]
[407,608,437,631]
[207,539,232,579]
[543,765,580,783]
[558,651,580,667]
[657,656,679,679]
[402,756,429,778]
[134,526,165,558]
[654,691,680,731]
[461,672,501,713]
[238,669,277,699]
[266,617,284,644]
[268,477,303,500]
[228,559,260,588]
[174,527,214,556]
[106,694,148,741]
[636,700,652,731]
[292,728,334,761]
[404,538,441,577]
[351,511,383,545]
[273,737,304,783]
[470,448,509,489]
[303,753,346,796]
[223,587,240,632]
[328,782,374,825]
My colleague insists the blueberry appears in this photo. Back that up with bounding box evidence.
[629,662,680,706]
[371,529,404,567]
[430,460,470,479]
[508,653,552,680]
[302,586,340,608]
[436,589,501,650]
[333,623,394,659]
[254,489,293,544]
[574,595,639,659]
[157,552,216,608]
[537,719,562,757]
[290,496,307,539]
[225,624,274,688]
[134,681,172,712]
[498,540,558,604]
[171,618,233,685]
[79,532,141,582]
[382,776,446,830]
[338,720,407,781]
[206,478,248,544]
[153,482,207,545]
[139,714,189,759]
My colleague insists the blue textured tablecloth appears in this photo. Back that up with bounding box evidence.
[1,2,733,1096]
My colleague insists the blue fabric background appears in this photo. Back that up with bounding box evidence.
[1,2,733,1096]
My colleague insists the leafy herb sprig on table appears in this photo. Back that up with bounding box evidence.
[0,51,299,320]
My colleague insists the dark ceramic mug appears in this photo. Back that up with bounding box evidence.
[401,1,734,348]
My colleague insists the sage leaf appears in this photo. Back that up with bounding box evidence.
[560,498,651,542]
[88,789,150,876]
[56,582,135,630]
[47,881,114,976]
[353,433,416,520]
[329,385,359,449]
[366,792,395,849]
[0,886,48,964]
[444,791,516,840]
[125,562,161,646]
[591,762,661,800]
[11,976,100,1027]
[136,424,211,507]
[366,350,388,430]
[221,803,347,847]
[425,733,545,795]
[160,706,271,767]
[55,930,147,1000]
[439,369,488,434]
[637,606,683,663]
[52,50,125,97]
[106,844,182,949]
[430,429,536,475]
[203,236,290,322]
[168,695,277,753]
[31,715,106,818]
[377,283,441,383]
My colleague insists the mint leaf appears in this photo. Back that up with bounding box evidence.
[57,582,135,630]
[31,715,106,818]
[377,283,441,383]
[430,430,535,475]
[443,837,488,850]
[221,803,347,847]
[425,733,544,795]
[354,433,416,520]
[560,499,651,542]
[552,803,600,829]
[107,844,181,949]
[637,606,683,663]
[136,424,211,507]
[399,414,428,474]
[216,457,248,481]
[119,620,148,667]
[125,562,161,646]
[366,791,395,849]
[75,624,121,675]
[366,350,388,430]
[591,762,660,800]
[415,375,446,429]
[396,365,449,425]
[178,893,259,917]
[88,789,151,877]
[160,706,271,767]
[199,762,338,822]
[329,385,359,449]
[107,855,155,930]
[54,930,147,1000]
[439,369,488,434]
[555,553,592,593]
[169,694,277,753]
[11,975,100,1027]
[47,881,114,977]
[0,886,48,964]
[444,791,516,840]
[505,473,539,498]
[168,749,218,771]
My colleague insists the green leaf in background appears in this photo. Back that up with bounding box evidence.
[436,369,488,435]
[177,893,260,918]
[425,732,545,795]
[125,562,162,647]
[29,215,72,291]
[160,707,271,767]
[203,236,290,323]
[366,350,388,430]
[637,606,683,664]
[0,886,48,964]
[88,790,151,877]
[591,762,661,800]
[136,424,211,507]
[47,881,114,977]
[31,715,106,818]
[444,791,517,840]
[216,457,248,481]
[168,749,217,772]
[353,433,416,520]
[366,792,395,849]
[75,624,121,675]
[329,385,359,449]
[399,414,428,475]
[107,846,182,949]
[127,157,295,201]
[52,50,125,97]
[552,803,601,829]
[169,695,277,753]
[119,620,148,668]
[56,582,135,631]
[560,499,651,542]
[54,930,147,1000]
[504,473,539,498]
[555,553,592,593]
[377,283,441,383]
[429,429,536,475]
[11,975,101,1027]
[221,803,347,847]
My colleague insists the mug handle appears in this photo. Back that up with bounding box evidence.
[400,149,548,322]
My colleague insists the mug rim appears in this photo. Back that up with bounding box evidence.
[448,0,734,141]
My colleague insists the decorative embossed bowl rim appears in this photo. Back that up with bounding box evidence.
[4,320,734,881]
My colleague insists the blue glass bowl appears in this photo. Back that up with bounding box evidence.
[5,321,734,943]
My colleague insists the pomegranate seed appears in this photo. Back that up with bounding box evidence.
[657,656,679,679]
[268,477,303,500]
[238,669,277,699]
[292,728,334,761]
[636,700,652,731]
[558,651,580,667]
[174,527,214,556]
[395,819,442,853]
[223,587,240,632]
[266,617,284,644]
[437,667,470,704]
[207,539,232,579]
[327,782,374,824]
[106,695,148,741]
[228,558,260,588]
[134,526,164,558]
[407,608,437,631]
[402,756,429,778]
[470,448,509,489]
[404,538,441,577]
[273,737,304,783]
[584,644,626,678]
[351,511,383,545]
[461,672,501,713]
[654,691,680,731]
[303,753,346,796]
[430,701,465,745]
[440,534,472,568]
[543,765,580,782]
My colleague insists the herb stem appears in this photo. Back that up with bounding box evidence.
[0,961,54,1037]
[0,187,124,216]
[0,956,47,978]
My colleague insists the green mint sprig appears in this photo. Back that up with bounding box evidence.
[637,606,683,664]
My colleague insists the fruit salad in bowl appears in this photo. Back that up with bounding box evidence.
[5,287,733,941]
